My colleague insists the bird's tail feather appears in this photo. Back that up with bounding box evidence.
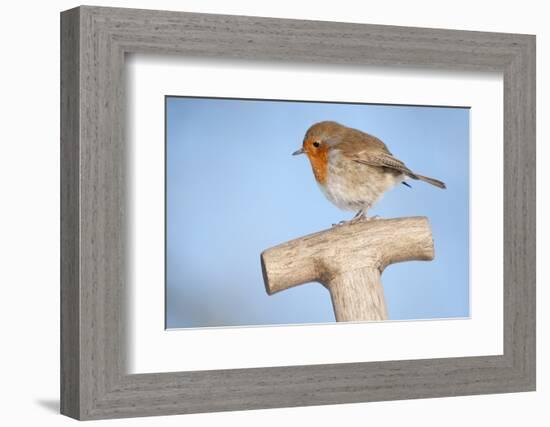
[414,174,446,189]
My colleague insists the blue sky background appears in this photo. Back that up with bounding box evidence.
[166,97,470,328]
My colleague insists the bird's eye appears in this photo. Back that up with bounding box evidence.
[312,141,320,148]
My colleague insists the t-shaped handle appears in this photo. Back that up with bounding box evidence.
[261,217,435,322]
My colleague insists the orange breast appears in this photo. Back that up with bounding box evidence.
[307,147,329,185]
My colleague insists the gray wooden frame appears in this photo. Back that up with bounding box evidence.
[60,5,536,420]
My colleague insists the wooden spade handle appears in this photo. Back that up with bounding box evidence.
[261,217,434,321]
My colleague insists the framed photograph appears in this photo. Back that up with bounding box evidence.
[60,6,535,420]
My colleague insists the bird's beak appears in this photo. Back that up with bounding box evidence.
[292,147,305,156]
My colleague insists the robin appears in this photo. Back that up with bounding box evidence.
[292,121,446,224]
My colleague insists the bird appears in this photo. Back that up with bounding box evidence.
[292,121,446,224]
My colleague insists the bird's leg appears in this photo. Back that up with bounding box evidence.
[359,203,382,222]
[350,209,382,224]
[332,206,380,227]
[333,209,366,227]
[349,209,366,223]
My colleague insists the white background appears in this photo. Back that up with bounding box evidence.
[0,0,546,426]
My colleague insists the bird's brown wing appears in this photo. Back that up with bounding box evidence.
[354,153,419,179]
[338,135,418,179]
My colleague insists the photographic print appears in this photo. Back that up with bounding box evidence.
[166,96,469,328]
[60,8,535,419]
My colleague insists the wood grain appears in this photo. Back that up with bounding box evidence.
[262,217,434,321]
[329,268,388,321]
[60,6,536,420]
[60,7,80,419]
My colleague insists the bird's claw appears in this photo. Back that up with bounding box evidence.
[332,215,380,227]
